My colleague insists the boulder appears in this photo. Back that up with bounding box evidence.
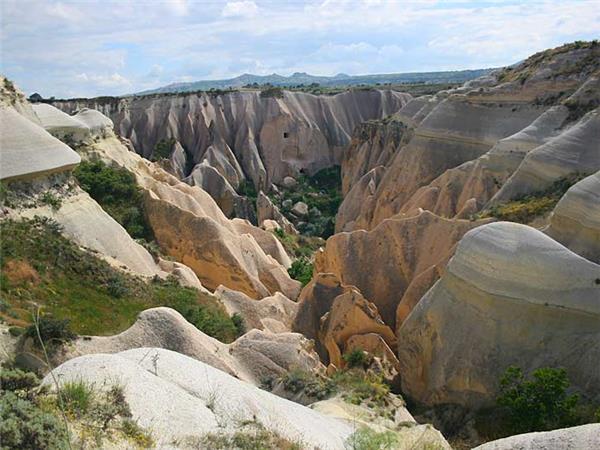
[72,107,113,138]
[397,222,600,408]
[292,201,309,217]
[473,423,600,450]
[282,176,298,188]
[546,171,600,263]
[44,348,353,449]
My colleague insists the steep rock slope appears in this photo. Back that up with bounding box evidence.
[546,171,600,263]
[337,43,600,231]
[316,211,490,329]
[396,222,600,408]
[78,131,301,299]
[55,90,410,187]
[45,348,352,449]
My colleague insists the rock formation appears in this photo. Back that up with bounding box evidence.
[80,132,301,299]
[396,222,600,408]
[57,307,323,386]
[316,210,489,329]
[337,43,600,231]
[473,423,600,450]
[215,286,298,333]
[318,289,396,368]
[256,190,298,234]
[545,171,600,263]
[54,89,411,189]
[44,348,352,449]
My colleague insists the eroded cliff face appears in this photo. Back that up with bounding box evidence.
[54,89,411,217]
[337,43,600,231]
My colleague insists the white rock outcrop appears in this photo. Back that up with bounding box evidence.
[45,348,353,450]
[32,103,90,141]
[473,423,600,450]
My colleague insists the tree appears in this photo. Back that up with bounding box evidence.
[497,366,579,434]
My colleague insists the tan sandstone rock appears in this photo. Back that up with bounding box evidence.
[318,289,396,368]
[397,222,600,408]
[546,171,600,263]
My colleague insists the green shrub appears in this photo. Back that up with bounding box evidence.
[0,368,40,392]
[278,369,335,400]
[232,313,246,337]
[61,381,94,417]
[150,138,176,161]
[288,258,313,286]
[345,427,398,450]
[73,160,153,240]
[0,392,68,450]
[24,316,76,349]
[343,348,369,369]
[479,174,587,224]
[39,191,62,210]
[497,366,579,434]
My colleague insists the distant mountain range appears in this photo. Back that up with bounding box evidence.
[136,69,495,95]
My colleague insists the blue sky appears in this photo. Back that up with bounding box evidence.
[1,0,599,97]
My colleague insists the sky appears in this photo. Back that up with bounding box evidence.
[1,0,599,98]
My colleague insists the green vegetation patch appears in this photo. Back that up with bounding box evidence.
[198,421,302,450]
[269,166,343,238]
[477,174,587,224]
[74,160,153,241]
[151,138,177,161]
[0,217,242,342]
[287,258,313,287]
[0,367,153,449]
[345,427,399,450]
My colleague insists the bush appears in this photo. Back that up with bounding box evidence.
[345,427,398,450]
[259,86,284,98]
[39,191,62,210]
[288,258,313,286]
[0,368,40,392]
[497,366,580,434]
[25,316,76,349]
[278,369,335,400]
[61,381,94,417]
[343,348,369,369]
[151,138,176,161]
[73,160,153,240]
[0,392,68,449]
[232,313,246,337]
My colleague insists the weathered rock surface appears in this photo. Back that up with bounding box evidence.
[82,134,301,299]
[45,348,352,449]
[319,289,396,368]
[492,107,600,204]
[32,103,90,141]
[215,285,298,333]
[546,171,600,263]
[0,107,80,181]
[292,273,354,360]
[337,44,600,230]
[397,222,600,408]
[54,89,411,191]
[317,210,489,329]
[58,307,322,386]
[473,423,600,450]
[312,398,451,450]
[257,190,298,234]
[72,107,114,138]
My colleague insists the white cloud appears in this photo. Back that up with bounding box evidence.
[222,1,258,18]
[75,72,131,87]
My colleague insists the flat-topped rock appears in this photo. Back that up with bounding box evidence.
[32,103,90,141]
[0,107,81,181]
